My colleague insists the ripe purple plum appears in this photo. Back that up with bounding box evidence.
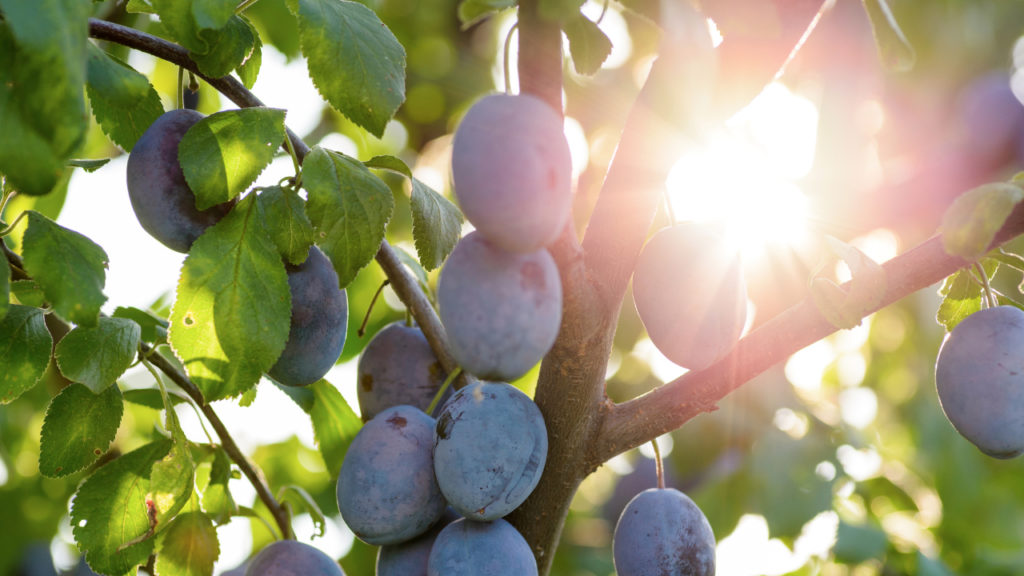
[268,246,348,387]
[337,405,446,545]
[613,488,716,576]
[433,380,547,520]
[126,109,235,253]
[451,93,572,253]
[935,305,1024,459]
[376,508,460,576]
[357,322,450,421]
[438,231,561,381]
[245,540,344,576]
[426,518,538,576]
[632,223,747,370]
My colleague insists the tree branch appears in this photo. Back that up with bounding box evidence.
[590,203,1024,467]
[86,18,457,379]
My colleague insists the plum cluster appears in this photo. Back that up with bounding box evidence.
[126,110,348,388]
[337,381,546,575]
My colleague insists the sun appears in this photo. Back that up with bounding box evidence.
[665,82,819,260]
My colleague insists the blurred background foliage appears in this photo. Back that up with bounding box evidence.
[4,0,1024,575]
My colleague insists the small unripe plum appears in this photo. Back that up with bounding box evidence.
[438,231,561,381]
[268,246,348,387]
[935,305,1024,459]
[451,93,572,253]
[632,223,746,370]
[433,381,547,520]
[337,405,446,545]
[426,518,538,576]
[376,508,460,576]
[245,540,344,576]
[357,322,450,421]
[613,488,716,576]
[126,109,235,253]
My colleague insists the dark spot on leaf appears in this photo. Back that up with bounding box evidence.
[183,312,195,326]
[94,449,102,455]
[386,414,407,429]
[520,262,545,292]
[55,466,63,473]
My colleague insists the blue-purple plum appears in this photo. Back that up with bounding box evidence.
[613,488,716,576]
[426,518,538,576]
[451,93,572,253]
[955,72,1024,170]
[376,508,460,576]
[245,541,344,576]
[632,223,746,370]
[337,405,446,545]
[357,322,450,421]
[438,231,561,381]
[433,381,547,520]
[935,306,1024,459]
[126,109,235,253]
[268,246,348,387]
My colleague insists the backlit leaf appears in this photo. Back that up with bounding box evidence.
[39,384,123,478]
[155,512,219,576]
[56,317,141,393]
[941,182,1024,262]
[257,185,315,266]
[85,43,165,152]
[0,305,52,404]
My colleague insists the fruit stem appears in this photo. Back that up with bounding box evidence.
[427,366,462,416]
[282,132,302,185]
[596,0,610,25]
[357,279,390,337]
[651,438,665,489]
[974,261,998,308]
[503,21,519,94]
[176,66,185,110]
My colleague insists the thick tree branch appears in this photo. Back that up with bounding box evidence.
[590,203,1024,467]
[86,18,457,379]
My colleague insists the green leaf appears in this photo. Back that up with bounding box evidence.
[21,211,108,327]
[169,195,291,402]
[123,388,190,410]
[833,520,888,563]
[941,182,1024,262]
[192,0,236,30]
[179,108,287,210]
[410,178,463,271]
[156,512,219,576]
[0,0,89,196]
[9,279,46,308]
[55,317,141,393]
[257,185,315,265]
[39,383,123,478]
[0,259,8,320]
[309,379,362,474]
[71,439,173,576]
[861,0,915,72]
[85,43,166,152]
[191,16,257,80]
[364,154,412,178]
[150,0,256,78]
[539,0,586,23]
[564,12,613,76]
[287,0,406,137]
[68,158,112,173]
[278,485,326,538]
[113,306,169,344]
[0,305,53,404]
[303,147,394,288]
[126,0,154,13]
[936,268,984,332]
[392,245,431,298]
[200,449,237,524]
[150,408,195,530]
[457,0,516,27]
[236,17,263,90]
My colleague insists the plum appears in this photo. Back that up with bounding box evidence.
[955,72,1024,171]
[337,405,446,545]
[357,322,450,421]
[376,508,460,576]
[438,231,561,381]
[935,305,1024,458]
[433,380,547,520]
[126,109,235,253]
[451,93,572,253]
[613,488,716,576]
[268,246,348,387]
[632,223,747,370]
[245,540,344,576]
[426,518,538,576]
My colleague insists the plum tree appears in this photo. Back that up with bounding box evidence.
[432,380,547,520]
[632,223,747,370]
[426,518,538,576]
[357,322,449,421]
[451,93,572,253]
[934,305,1024,458]
[337,405,446,545]
[126,109,235,253]
[245,540,345,576]
[613,488,716,576]
[437,231,561,381]
[376,508,460,576]
[268,246,348,387]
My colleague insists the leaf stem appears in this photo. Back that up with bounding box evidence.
[235,0,262,15]
[177,66,185,110]
[358,279,390,337]
[974,261,997,309]
[0,211,28,237]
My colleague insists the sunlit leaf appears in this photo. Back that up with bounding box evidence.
[0,305,53,404]
[155,511,219,576]
[39,384,123,478]
[55,317,141,393]
[941,182,1024,262]
[564,12,613,76]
